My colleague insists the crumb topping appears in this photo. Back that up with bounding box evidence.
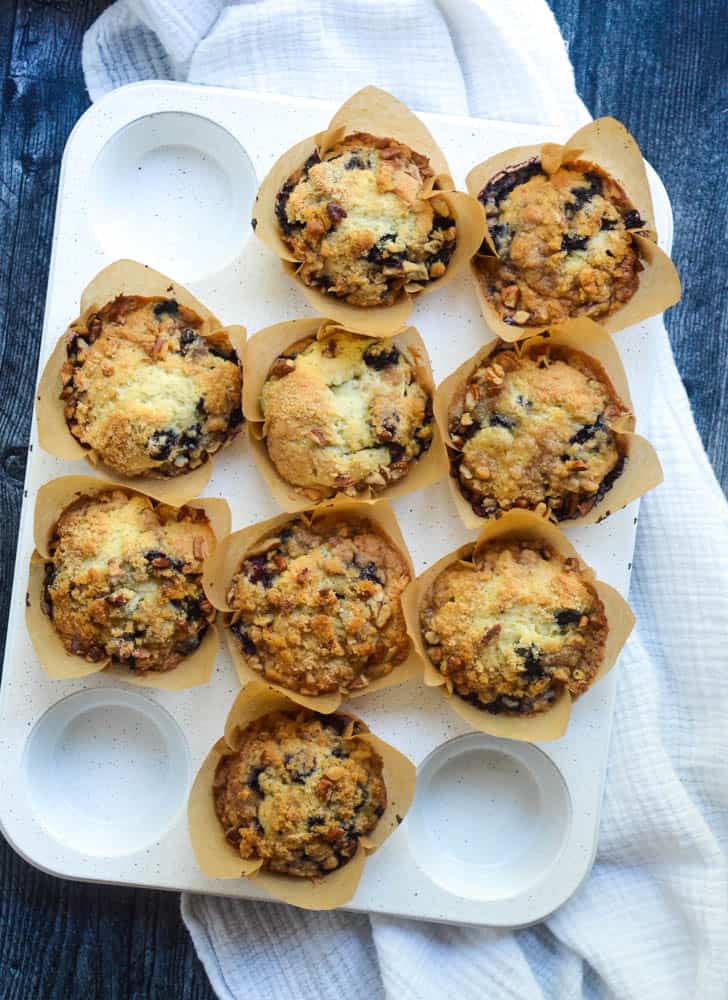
[214,709,386,877]
[421,539,607,715]
[226,515,411,696]
[261,331,433,500]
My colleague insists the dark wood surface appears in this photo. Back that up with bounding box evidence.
[0,2,725,997]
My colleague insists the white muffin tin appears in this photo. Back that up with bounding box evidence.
[0,82,672,926]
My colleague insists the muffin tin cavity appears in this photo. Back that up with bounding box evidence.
[23,688,190,857]
[407,734,571,901]
[90,112,256,279]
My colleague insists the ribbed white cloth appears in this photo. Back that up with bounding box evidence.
[83,4,728,998]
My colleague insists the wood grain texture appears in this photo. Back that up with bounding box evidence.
[0,2,725,998]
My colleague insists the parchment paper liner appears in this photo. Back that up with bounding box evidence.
[203,499,420,712]
[187,682,416,909]
[434,318,663,530]
[36,259,247,505]
[465,117,681,342]
[243,317,448,511]
[252,86,485,335]
[26,475,231,690]
[402,509,635,742]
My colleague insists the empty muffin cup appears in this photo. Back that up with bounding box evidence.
[407,733,572,901]
[24,687,191,856]
[90,111,257,279]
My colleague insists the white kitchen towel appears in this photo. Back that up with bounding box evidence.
[83,3,728,999]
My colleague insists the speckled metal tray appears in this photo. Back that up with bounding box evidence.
[0,82,673,926]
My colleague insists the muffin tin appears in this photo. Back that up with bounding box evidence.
[0,81,673,925]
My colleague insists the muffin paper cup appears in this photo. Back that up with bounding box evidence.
[26,475,231,690]
[187,682,416,909]
[243,317,448,510]
[202,499,421,713]
[36,258,247,505]
[434,318,663,529]
[466,117,681,342]
[401,509,635,742]
[252,86,485,335]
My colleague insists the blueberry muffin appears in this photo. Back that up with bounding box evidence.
[226,514,411,696]
[449,344,630,520]
[42,489,215,673]
[476,159,646,326]
[260,332,433,500]
[421,539,608,715]
[276,132,457,307]
[60,295,243,477]
[213,709,386,876]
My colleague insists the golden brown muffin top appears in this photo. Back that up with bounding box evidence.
[476,159,644,326]
[260,332,433,500]
[421,539,607,715]
[276,132,456,307]
[213,709,386,877]
[226,514,411,696]
[448,344,630,520]
[60,295,243,478]
[43,489,215,673]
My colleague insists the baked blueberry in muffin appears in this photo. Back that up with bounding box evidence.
[226,514,411,696]
[476,159,646,326]
[260,331,433,500]
[60,295,243,478]
[213,709,386,876]
[420,539,608,715]
[42,489,215,673]
[448,343,630,520]
[276,133,457,307]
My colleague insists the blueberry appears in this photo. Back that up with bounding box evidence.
[247,766,265,793]
[228,406,244,429]
[363,344,400,369]
[358,561,383,584]
[569,414,605,445]
[515,644,544,679]
[554,609,582,629]
[153,299,178,318]
[489,412,516,430]
[388,443,405,462]
[489,222,510,253]
[230,621,257,655]
[344,154,367,170]
[245,555,277,588]
[147,428,178,460]
[479,158,544,208]
[623,209,645,229]
[179,328,197,354]
[561,234,590,252]
[600,218,618,231]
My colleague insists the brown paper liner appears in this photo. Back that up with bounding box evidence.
[187,682,417,909]
[26,475,231,690]
[243,317,448,511]
[202,499,420,713]
[252,87,485,335]
[434,319,663,529]
[401,509,635,742]
[35,259,247,505]
[465,118,681,342]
